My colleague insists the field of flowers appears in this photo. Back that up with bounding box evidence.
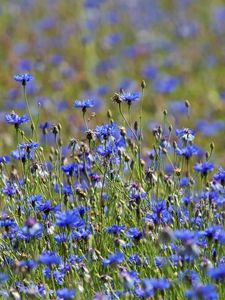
[1,0,225,299]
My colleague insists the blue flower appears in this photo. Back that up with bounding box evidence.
[194,162,214,175]
[119,91,140,104]
[38,251,61,265]
[56,288,75,299]
[13,73,33,86]
[55,210,84,228]
[126,227,143,241]
[176,128,195,142]
[106,224,125,234]
[5,112,29,127]
[213,167,225,183]
[102,251,124,266]
[74,99,94,110]
[176,145,199,159]
[19,217,43,240]
[185,284,217,300]
[143,278,170,290]
[208,264,225,281]
[2,183,16,196]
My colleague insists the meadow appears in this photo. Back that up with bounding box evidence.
[1,0,225,299]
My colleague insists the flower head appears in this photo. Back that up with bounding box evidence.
[74,99,94,111]
[13,73,33,86]
[5,112,29,127]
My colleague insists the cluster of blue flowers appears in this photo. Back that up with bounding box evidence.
[1,71,225,299]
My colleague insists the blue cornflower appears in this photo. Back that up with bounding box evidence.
[5,112,29,127]
[36,200,60,214]
[208,264,225,281]
[13,73,33,86]
[106,224,125,235]
[213,167,225,183]
[126,227,143,241]
[194,162,214,175]
[19,260,37,270]
[38,251,61,266]
[119,91,140,104]
[0,155,10,164]
[2,183,16,196]
[0,218,16,228]
[176,145,199,159]
[102,251,124,266]
[61,163,76,176]
[11,143,38,161]
[94,122,119,140]
[74,99,94,110]
[128,254,142,266]
[56,288,75,299]
[176,128,195,142]
[55,209,84,228]
[19,217,43,240]
[143,278,170,290]
[144,200,171,225]
[0,273,8,284]
[185,284,217,300]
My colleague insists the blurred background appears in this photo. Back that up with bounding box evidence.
[1,0,225,159]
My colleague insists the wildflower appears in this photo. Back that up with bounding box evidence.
[55,209,84,228]
[38,251,61,266]
[19,217,43,240]
[13,73,33,86]
[0,273,8,284]
[194,162,214,175]
[126,227,143,241]
[106,224,125,235]
[144,200,171,225]
[176,145,199,159]
[128,254,142,266]
[2,183,16,196]
[208,264,225,281]
[118,91,140,105]
[213,167,225,184]
[56,288,75,300]
[102,251,124,266]
[143,278,170,291]
[176,128,195,142]
[5,112,29,128]
[74,99,94,110]
[185,284,217,300]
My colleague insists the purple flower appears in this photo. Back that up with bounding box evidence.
[13,73,33,86]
